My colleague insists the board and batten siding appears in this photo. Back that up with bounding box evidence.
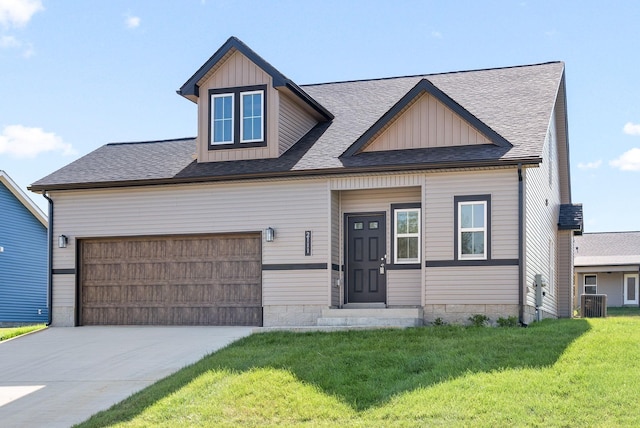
[50,179,331,325]
[424,169,519,305]
[523,103,562,318]
[278,93,317,156]
[0,182,48,323]
[363,92,492,153]
[339,186,422,306]
[196,50,278,162]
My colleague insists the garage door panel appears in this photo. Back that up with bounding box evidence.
[80,234,262,326]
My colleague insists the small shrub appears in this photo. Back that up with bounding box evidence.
[468,314,490,327]
[432,317,447,326]
[496,316,518,327]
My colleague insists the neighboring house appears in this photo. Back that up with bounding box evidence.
[30,36,582,328]
[0,170,48,325]
[574,232,640,308]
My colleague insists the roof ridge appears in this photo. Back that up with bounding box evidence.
[301,61,564,88]
[107,137,195,146]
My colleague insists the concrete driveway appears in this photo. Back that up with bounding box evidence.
[0,326,253,427]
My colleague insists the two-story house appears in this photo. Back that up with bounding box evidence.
[30,37,582,327]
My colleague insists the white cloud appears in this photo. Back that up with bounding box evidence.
[623,122,640,136]
[0,34,18,47]
[577,160,602,170]
[431,31,442,39]
[125,14,140,29]
[0,0,44,28]
[610,148,640,171]
[0,125,75,158]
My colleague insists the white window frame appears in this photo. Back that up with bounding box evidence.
[457,200,487,260]
[240,90,264,143]
[394,208,421,264]
[584,274,597,294]
[211,93,234,145]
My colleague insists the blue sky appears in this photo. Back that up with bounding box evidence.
[1,0,639,233]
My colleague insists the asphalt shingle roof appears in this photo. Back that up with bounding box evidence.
[574,232,640,267]
[31,61,565,191]
[558,203,583,232]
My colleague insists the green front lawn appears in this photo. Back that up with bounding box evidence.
[0,324,46,342]
[78,317,640,427]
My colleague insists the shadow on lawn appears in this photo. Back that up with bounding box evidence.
[78,319,590,426]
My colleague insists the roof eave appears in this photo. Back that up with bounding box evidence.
[27,157,540,192]
[177,36,333,120]
[341,78,513,158]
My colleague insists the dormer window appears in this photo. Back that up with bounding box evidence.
[209,85,266,149]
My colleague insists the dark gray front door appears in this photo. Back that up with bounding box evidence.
[345,213,386,303]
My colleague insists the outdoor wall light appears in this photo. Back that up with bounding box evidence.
[58,234,69,248]
[265,227,275,242]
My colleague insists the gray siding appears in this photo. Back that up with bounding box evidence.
[557,230,573,317]
[523,103,562,319]
[330,190,341,306]
[388,270,422,306]
[50,178,331,325]
[424,169,519,261]
[278,93,317,155]
[426,266,519,304]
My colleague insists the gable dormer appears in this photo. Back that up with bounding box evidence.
[178,37,332,163]
[341,79,510,157]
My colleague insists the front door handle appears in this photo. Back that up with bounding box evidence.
[379,264,385,275]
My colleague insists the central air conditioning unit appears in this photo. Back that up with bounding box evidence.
[581,294,607,318]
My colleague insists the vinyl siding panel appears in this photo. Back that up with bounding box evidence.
[426,266,519,304]
[263,270,327,305]
[364,92,492,152]
[278,93,317,155]
[330,173,424,190]
[523,103,561,318]
[50,179,331,324]
[388,269,421,306]
[425,169,519,261]
[331,191,341,306]
[196,51,278,162]
[0,182,48,323]
[557,230,573,317]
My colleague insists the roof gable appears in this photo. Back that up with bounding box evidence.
[341,79,511,157]
[178,36,333,121]
[0,171,47,226]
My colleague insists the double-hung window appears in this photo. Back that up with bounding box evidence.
[393,204,421,265]
[209,85,266,148]
[584,275,597,294]
[241,91,263,143]
[211,93,234,144]
[455,195,490,260]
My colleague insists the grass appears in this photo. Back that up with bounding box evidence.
[77,316,640,427]
[0,324,46,342]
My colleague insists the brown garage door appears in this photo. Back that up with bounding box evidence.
[79,234,262,326]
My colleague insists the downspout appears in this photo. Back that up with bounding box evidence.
[43,192,53,326]
[518,164,525,326]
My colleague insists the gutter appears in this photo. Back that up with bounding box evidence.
[43,192,53,326]
[29,157,542,193]
[518,163,525,326]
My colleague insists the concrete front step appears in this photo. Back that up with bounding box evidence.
[317,308,423,327]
